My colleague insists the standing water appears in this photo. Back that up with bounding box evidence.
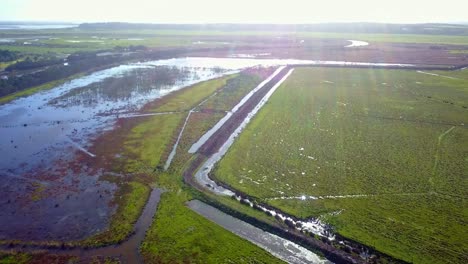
[188,200,332,264]
[0,57,414,241]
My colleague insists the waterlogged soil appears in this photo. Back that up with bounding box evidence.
[0,171,117,241]
[188,41,468,66]
[0,188,163,263]
[0,56,449,243]
[0,65,222,241]
[0,58,294,242]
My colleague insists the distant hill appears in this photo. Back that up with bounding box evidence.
[78,22,468,35]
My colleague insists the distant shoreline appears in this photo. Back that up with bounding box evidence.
[0,22,78,30]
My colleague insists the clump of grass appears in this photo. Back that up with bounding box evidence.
[30,182,46,202]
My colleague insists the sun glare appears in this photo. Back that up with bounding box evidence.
[1,0,467,23]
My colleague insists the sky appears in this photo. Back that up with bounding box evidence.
[1,0,468,24]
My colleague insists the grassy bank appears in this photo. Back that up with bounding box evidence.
[141,191,284,264]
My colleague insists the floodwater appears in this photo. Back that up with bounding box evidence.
[0,188,163,263]
[1,57,413,176]
[0,64,228,174]
[345,40,369,47]
[0,59,235,241]
[229,53,272,58]
[0,56,417,241]
[188,200,332,264]
[137,57,413,69]
[75,188,163,263]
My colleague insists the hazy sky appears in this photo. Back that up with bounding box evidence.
[1,0,468,24]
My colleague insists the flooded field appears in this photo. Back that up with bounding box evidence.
[0,57,262,241]
[1,56,376,242]
[0,57,379,177]
[1,53,464,264]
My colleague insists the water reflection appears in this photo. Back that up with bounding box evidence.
[0,58,234,241]
[49,66,207,108]
[0,63,231,173]
[0,56,415,241]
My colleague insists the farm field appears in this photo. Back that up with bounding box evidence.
[1,21,468,264]
[213,67,468,263]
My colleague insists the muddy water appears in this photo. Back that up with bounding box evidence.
[0,60,234,241]
[188,200,332,264]
[0,188,163,263]
[1,65,218,173]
